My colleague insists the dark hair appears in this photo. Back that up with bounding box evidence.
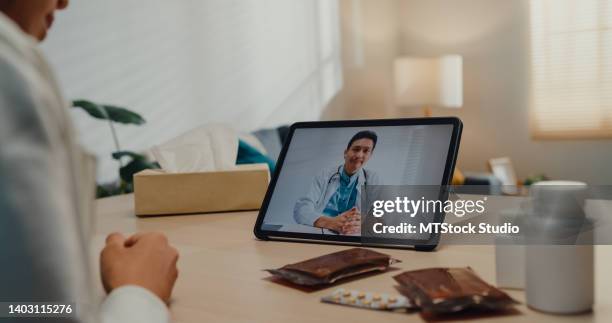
[346,130,378,150]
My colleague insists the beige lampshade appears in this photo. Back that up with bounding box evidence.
[394,55,463,109]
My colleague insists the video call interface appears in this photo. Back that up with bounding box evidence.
[260,124,454,237]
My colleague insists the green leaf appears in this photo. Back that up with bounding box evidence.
[72,99,146,125]
[102,105,146,125]
[72,100,107,119]
[96,183,122,198]
[96,184,111,198]
[112,150,159,183]
[119,158,158,183]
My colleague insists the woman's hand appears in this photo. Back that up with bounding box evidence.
[100,232,179,305]
[314,208,361,235]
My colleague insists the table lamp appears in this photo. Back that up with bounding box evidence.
[394,55,463,117]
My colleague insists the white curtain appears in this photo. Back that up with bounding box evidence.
[530,0,612,139]
[41,0,342,182]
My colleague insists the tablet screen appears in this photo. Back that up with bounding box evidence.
[258,122,457,242]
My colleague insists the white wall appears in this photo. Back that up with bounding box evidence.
[41,0,341,182]
[324,0,399,119]
[328,0,612,184]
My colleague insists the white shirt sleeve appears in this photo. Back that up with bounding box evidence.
[100,286,170,323]
[0,18,173,323]
[294,170,329,226]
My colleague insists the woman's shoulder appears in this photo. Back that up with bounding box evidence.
[0,14,39,66]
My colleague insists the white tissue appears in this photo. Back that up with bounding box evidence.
[151,124,238,173]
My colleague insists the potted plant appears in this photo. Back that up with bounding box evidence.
[72,100,158,197]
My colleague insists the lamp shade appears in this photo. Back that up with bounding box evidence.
[394,55,463,109]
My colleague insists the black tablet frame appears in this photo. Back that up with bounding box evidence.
[253,117,463,250]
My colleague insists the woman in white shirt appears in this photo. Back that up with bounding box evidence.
[0,1,179,322]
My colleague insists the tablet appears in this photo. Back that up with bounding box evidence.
[253,117,462,250]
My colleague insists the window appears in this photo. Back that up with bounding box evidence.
[530,0,612,139]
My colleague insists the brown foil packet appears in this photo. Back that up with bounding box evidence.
[393,267,519,315]
[266,248,399,286]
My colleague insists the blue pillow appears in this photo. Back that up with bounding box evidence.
[236,139,276,173]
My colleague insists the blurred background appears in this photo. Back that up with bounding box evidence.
[41,0,612,185]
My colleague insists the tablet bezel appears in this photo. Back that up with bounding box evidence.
[253,117,463,250]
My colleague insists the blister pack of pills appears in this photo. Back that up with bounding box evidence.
[321,289,416,312]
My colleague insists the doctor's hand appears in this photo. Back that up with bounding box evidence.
[100,232,179,305]
[314,208,361,235]
[340,218,361,235]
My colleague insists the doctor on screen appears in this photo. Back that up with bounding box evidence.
[294,131,381,235]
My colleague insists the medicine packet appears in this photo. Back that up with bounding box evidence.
[394,267,519,315]
[266,248,399,286]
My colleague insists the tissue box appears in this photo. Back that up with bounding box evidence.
[133,164,270,216]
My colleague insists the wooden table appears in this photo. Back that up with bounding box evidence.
[94,194,612,323]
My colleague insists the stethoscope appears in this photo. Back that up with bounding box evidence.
[327,165,368,185]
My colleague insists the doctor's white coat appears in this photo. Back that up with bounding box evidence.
[294,166,381,226]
